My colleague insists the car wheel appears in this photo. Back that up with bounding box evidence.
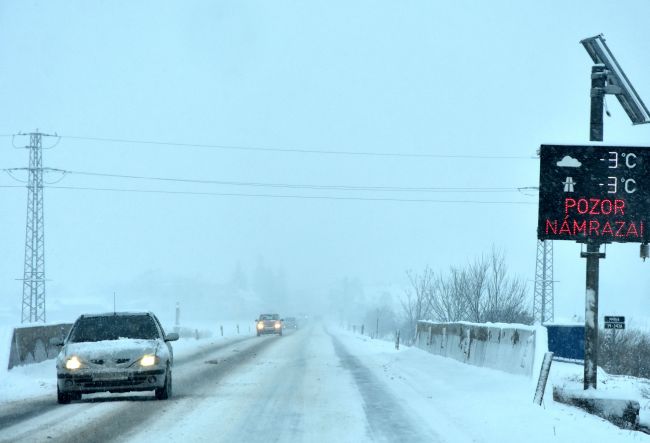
[57,386,71,404]
[279,330,283,336]
[155,367,172,400]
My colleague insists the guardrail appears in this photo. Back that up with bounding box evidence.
[415,321,536,376]
[7,323,72,370]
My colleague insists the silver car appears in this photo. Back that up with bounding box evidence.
[256,313,283,336]
[55,311,179,404]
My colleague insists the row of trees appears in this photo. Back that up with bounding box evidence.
[600,328,650,378]
[401,248,533,340]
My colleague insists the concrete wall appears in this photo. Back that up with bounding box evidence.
[415,321,536,376]
[8,323,72,369]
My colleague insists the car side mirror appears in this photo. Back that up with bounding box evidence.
[165,332,179,342]
[49,337,64,347]
[281,319,284,322]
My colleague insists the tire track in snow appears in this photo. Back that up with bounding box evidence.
[218,328,309,441]
[329,332,442,443]
[0,335,251,433]
[0,335,276,443]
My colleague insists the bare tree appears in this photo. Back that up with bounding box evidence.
[483,247,531,324]
[462,256,489,323]
[430,267,468,322]
[363,304,399,339]
[600,328,634,375]
[401,247,533,330]
[401,267,435,340]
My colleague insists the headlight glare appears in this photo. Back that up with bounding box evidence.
[65,355,82,370]
[257,322,264,330]
[274,322,281,329]
[140,354,157,367]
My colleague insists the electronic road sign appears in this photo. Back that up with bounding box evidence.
[538,144,650,243]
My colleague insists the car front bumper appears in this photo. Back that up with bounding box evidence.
[57,368,166,393]
[257,327,281,334]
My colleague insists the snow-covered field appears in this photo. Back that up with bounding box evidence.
[1,324,650,442]
[336,329,650,442]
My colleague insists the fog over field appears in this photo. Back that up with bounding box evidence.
[1,0,650,331]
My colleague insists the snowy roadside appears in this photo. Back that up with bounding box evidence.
[331,327,650,443]
[550,360,650,427]
[0,321,254,405]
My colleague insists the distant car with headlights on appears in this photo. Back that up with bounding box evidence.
[256,313,283,336]
[54,311,179,404]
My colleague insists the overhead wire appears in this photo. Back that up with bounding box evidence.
[1,135,537,203]
[4,169,28,183]
[0,167,536,204]
[3,167,69,185]
[33,184,537,205]
[53,168,525,194]
[61,134,537,160]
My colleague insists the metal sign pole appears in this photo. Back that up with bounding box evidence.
[580,63,606,390]
[581,242,604,389]
[590,64,606,142]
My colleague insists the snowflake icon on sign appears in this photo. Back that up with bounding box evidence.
[562,177,576,193]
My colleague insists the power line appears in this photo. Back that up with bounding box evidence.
[61,134,536,160]
[4,169,28,183]
[2,167,533,194]
[20,184,536,205]
[2,167,539,203]
[3,168,68,185]
[37,168,524,194]
[11,132,60,150]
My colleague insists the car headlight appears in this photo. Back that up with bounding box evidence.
[139,354,158,367]
[65,355,82,370]
[257,322,264,330]
[274,322,281,329]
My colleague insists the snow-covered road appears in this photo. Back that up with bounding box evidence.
[1,325,649,442]
[129,324,443,442]
[0,335,265,442]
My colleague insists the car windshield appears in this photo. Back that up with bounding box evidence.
[68,315,160,342]
[259,314,278,321]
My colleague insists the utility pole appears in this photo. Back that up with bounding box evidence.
[533,239,554,324]
[375,309,379,339]
[19,131,56,323]
[175,302,180,333]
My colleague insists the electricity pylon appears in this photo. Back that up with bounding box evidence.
[19,131,55,323]
[533,239,554,324]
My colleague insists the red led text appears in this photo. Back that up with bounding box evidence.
[544,219,644,238]
[564,198,625,216]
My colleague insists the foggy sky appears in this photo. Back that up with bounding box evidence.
[2,0,650,325]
